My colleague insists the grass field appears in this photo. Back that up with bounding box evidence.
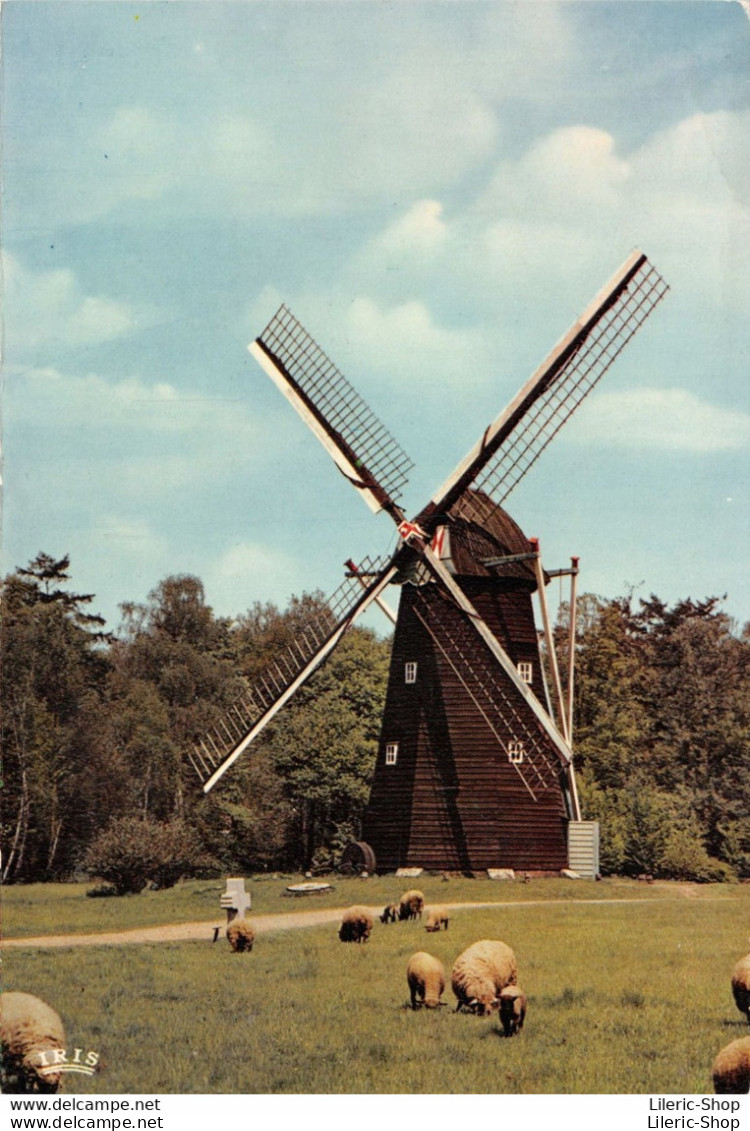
[2,873,739,938]
[3,878,749,1093]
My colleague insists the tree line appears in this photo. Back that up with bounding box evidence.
[2,552,748,886]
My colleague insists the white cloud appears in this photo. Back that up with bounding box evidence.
[344,296,494,389]
[3,254,140,355]
[565,388,750,452]
[205,541,304,615]
[6,363,257,438]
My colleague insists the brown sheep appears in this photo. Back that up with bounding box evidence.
[380,903,399,924]
[226,918,256,953]
[398,889,424,921]
[731,953,750,1023]
[498,985,527,1037]
[339,905,373,943]
[407,952,446,1010]
[713,1037,750,1093]
[424,906,450,932]
[1,992,66,1094]
[451,939,518,1016]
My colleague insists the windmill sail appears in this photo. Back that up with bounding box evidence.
[250,305,413,522]
[422,251,669,529]
[191,554,396,792]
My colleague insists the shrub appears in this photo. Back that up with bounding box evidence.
[82,816,217,895]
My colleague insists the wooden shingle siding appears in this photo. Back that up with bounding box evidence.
[362,519,569,873]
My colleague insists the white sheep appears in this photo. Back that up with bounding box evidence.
[339,905,373,943]
[731,953,750,1023]
[226,917,256,953]
[712,1036,750,1094]
[407,952,446,1010]
[398,889,424,921]
[424,906,450,932]
[498,985,527,1037]
[451,939,518,1016]
[1,992,66,1094]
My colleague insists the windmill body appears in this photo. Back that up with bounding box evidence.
[363,494,568,873]
[189,250,669,875]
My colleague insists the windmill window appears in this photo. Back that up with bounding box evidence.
[518,662,533,684]
[507,741,525,765]
[404,662,418,684]
[385,743,399,766]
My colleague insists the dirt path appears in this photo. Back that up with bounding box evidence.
[1,897,669,950]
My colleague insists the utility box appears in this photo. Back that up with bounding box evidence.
[567,821,600,879]
[220,877,251,923]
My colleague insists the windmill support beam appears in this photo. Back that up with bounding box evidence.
[482,551,539,568]
[567,556,580,748]
[345,559,398,625]
[529,538,569,744]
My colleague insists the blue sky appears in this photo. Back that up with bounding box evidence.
[3,1,749,635]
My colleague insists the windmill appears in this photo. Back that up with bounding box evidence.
[189,250,668,874]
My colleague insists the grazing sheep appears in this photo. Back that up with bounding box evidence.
[424,906,450,932]
[339,905,373,943]
[226,917,256,953]
[380,903,399,924]
[712,1037,750,1094]
[731,954,750,1023]
[451,939,518,1016]
[398,889,425,921]
[407,952,446,1010]
[1,992,66,1094]
[498,985,527,1037]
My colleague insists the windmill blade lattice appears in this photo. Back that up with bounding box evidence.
[254,305,414,518]
[190,553,394,790]
[426,253,669,530]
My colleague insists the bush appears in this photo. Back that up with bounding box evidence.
[82,816,217,895]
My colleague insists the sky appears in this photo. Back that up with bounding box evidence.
[2,0,749,638]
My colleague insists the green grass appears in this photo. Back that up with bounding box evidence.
[3,883,749,1093]
[2,873,738,939]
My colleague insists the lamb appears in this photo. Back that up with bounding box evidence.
[380,903,399,924]
[498,985,527,1037]
[398,889,425,921]
[451,939,518,1016]
[424,906,450,932]
[712,1037,750,1094]
[731,953,750,1023]
[406,952,446,1010]
[339,905,373,943]
[0,992,66,1094]
[226,917,256,952]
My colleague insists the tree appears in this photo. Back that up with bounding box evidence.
[229,625,391,870]
[1,555,112,882]
[569,591,750,880]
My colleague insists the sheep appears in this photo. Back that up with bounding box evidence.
[226,917,256,952]
[380,903,399,924]
[498,985,527,1037]
[398,889,425,921]
[339,905,373,943]
[731,953,750,1023]
[1,992,66,1094]
[424,906,450,932]
[407,952,446,1010]
[712,1037,750,1094]
[451,939,518,1016]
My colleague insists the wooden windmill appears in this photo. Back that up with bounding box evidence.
[189,250,668,874]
